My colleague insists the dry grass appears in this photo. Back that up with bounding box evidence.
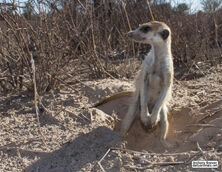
[0,0,222,94]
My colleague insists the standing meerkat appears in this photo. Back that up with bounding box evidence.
[121,21,174,147]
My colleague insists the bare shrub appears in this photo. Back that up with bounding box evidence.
[0,0,221,93]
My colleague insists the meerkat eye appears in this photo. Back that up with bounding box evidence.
[140,26,151,33]
[160,29,169,40]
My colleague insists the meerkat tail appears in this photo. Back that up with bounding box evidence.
[92,90,134,107]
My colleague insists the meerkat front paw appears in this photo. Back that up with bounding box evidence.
[140,113,152,129]
[151,111,160,127]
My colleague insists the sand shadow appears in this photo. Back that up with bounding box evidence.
[0,90,70,127]
[27,126,122,172]
[0,91,33,114]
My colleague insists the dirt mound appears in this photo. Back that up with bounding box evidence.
[96,93,222,153]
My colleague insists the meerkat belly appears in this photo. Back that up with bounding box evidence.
[147,73,162,108]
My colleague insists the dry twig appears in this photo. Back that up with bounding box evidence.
[64,109,90,123]
[198,109,222,123]
[125,161,184,170]
[146,0,155,21]
[110,147,195,156]
[97,146,211,171]
[98,148,111,172]
[186,123,221,128]
[121,1,136,64]
[31,56,47,146]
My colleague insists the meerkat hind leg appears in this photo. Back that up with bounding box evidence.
[160,105,178,149]
[120,94,139,135]
[159,105,170,148]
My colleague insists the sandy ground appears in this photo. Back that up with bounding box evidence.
[0,66,222,171]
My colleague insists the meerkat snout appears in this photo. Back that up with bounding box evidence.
[127,31,134,38]
[127,30,146,42]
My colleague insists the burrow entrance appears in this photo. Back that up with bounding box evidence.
[96,94,222,153]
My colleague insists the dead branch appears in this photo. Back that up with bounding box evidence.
[98,148,111,172]
[125,161,184,170]
[146,0,155,21]
[198,109,222,123]
[186,124,221,128]
[31,55,47,146]
[110,147,196,156]
[64,109,90,123]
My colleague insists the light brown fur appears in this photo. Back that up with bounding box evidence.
[121,21,174,147]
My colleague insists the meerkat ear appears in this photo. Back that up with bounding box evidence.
[160,29,169,40]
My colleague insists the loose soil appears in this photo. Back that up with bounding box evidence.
[0,66,222,171]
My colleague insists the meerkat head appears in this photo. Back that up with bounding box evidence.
[127,21,171,45]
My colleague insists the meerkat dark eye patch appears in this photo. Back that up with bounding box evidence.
[160,29,169,40]
[140,26,151,33]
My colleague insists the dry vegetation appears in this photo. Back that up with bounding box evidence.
[0,0,222,171]
[0,0,221,93]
